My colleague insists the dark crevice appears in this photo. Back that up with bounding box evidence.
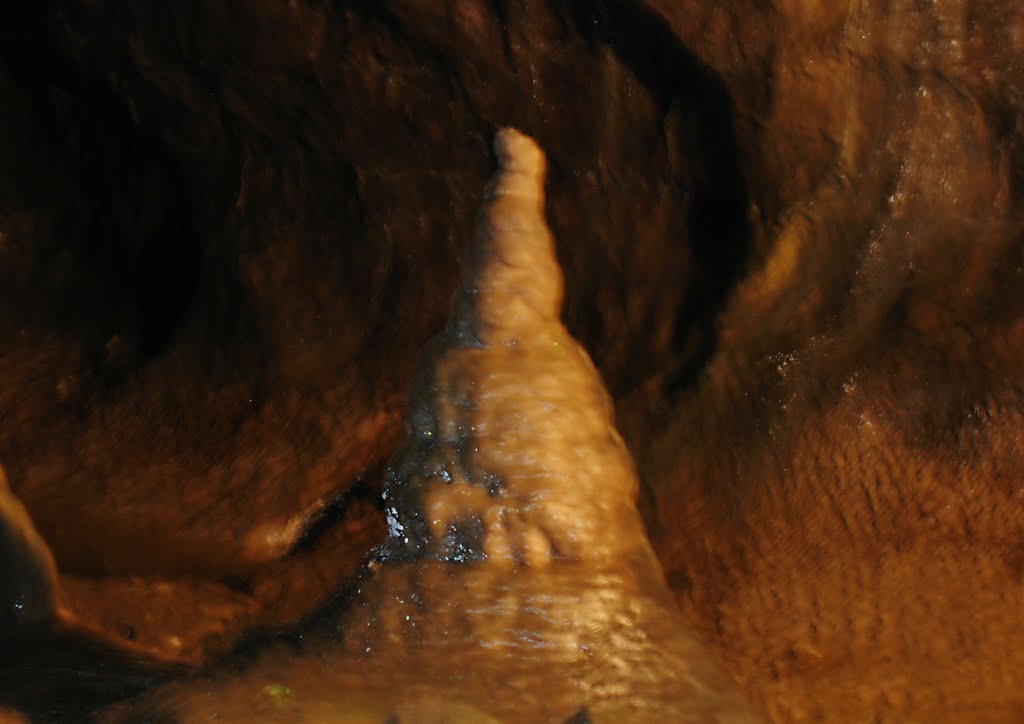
[563,0,752,398]
[289,476,385,557]
[1,3,203,373]
[0,623,181,722]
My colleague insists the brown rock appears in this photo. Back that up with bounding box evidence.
[104,128,759,723]
[0,464,57,629]
[0,1,1022,721]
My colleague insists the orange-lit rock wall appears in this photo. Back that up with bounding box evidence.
[0,1,1022,720]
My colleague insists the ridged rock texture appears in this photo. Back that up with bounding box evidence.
[382,129,650,568]
[1,1,1023,721]
[105,128,759,723]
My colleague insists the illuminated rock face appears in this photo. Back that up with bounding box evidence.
[383,128,649,569]
[348,127,758,719]
[104,130,759,722]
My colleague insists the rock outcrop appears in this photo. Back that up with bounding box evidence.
[382,129,649,568]
[1,1,1023,720]
[107,128,758,723]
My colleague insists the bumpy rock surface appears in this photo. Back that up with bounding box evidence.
[382,129,649,568]
[1,1,1023,721]
[106,128,758,723]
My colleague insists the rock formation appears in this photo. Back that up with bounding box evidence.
[106,128,758,723]
[381,128,650,569]
[1,1,1023,721]
[0,464,56,629]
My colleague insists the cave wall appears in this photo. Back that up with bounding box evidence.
[646,2,1024,718]
[1,0,1023,720]
[0,0,747,576]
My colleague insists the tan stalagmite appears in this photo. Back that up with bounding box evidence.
[104,129,760,723]
[383,127,651,569]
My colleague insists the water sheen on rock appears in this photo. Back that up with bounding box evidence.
[106,129,759,723]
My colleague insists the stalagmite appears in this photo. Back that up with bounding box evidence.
[382,128,652,569]
[106,129,759,723]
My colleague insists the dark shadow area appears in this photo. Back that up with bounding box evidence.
[0,624,181,723]
[563,0,751,397]
[287,477,384,557]
[0,3,203,374]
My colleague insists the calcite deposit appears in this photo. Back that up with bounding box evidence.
[382,128,650,568]
[105,129,759,723]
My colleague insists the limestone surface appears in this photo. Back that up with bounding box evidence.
[383,128,650,569]
[104,129,759,723]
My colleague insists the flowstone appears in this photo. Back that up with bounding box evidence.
[107,130,758,723]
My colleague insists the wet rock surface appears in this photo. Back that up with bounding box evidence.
[102,127,757,722]
[0,0,1022,721]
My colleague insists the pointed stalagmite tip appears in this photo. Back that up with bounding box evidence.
[491,127,547,199]
[449,127,563,342]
